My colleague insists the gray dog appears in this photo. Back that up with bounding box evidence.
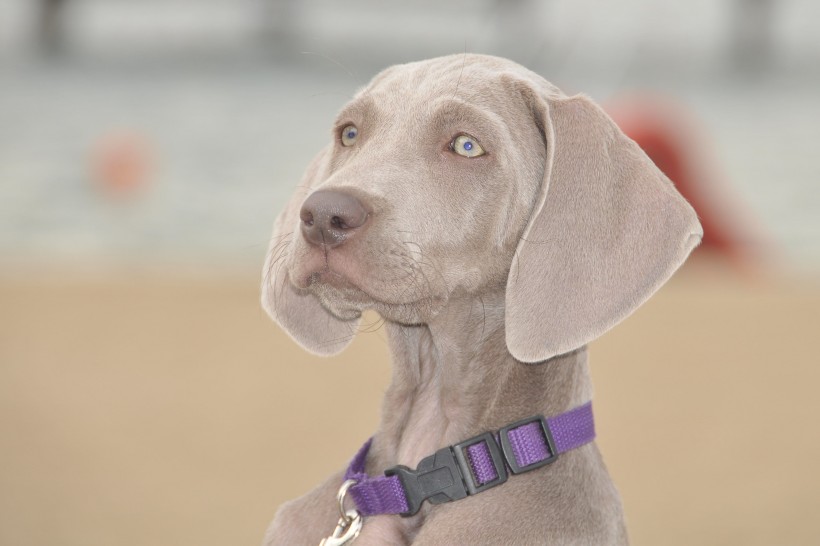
[261,54,702,545]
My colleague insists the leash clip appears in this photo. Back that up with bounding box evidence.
[319,479,362,546]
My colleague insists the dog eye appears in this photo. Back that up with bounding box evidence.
[340,125,359,146]
[451,134,485,158]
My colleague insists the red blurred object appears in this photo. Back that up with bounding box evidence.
[606,94,765,268]
[91,132,152,199]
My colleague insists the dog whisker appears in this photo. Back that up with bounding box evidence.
[452,48,468,100]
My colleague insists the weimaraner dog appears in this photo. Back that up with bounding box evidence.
[261,54,702,545]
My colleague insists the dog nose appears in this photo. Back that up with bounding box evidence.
[300,190,369,247]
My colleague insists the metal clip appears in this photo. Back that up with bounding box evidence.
[319,479,362,546]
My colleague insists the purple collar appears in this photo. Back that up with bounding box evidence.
[343,402,595,518]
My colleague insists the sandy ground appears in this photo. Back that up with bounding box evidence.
[1,263,819,546]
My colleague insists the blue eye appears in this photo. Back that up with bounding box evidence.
[452,134,485,158]
[341,124,358,146]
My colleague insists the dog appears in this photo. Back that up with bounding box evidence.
[261,54,702,545]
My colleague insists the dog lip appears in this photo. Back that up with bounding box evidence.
[307,267,357,290]
[302,266,441,308]
[292,252,447,309]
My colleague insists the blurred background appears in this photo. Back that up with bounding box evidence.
[1,1,818,545]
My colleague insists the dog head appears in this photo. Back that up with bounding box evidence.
[261,55,702,362]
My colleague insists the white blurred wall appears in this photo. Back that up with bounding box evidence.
[0,0,818,269]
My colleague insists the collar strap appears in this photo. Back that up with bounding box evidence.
[343,401,595,517]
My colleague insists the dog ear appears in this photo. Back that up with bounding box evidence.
[505,93,702,363]
[261,146,361,356]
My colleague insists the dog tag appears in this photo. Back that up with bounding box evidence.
[319,509,362,546]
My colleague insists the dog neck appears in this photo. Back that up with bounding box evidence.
[366,289,593,474]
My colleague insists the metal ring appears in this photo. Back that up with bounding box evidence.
[336,479,359,522]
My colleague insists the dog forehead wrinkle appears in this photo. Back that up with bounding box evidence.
[354,72,531,147]
[427,97,506,132]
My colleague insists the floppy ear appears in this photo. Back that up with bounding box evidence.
[261,146,361,356]
[506,93,703,363]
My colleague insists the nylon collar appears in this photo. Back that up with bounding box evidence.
[343,401,595,517]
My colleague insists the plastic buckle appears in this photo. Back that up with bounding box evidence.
[453,432,508,494]
[384,433,509,517]
[385,447,469,517]
[499,415,558,474]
